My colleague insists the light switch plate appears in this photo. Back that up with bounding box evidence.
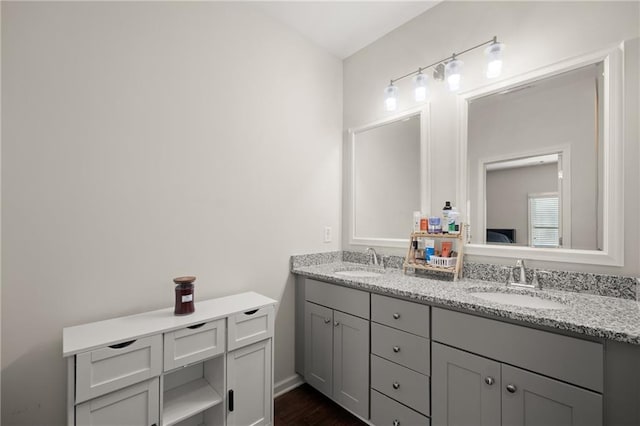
[324,226,332,243]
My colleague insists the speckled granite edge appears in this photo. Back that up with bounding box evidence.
[290,251,342,269]
[291,250,638,300]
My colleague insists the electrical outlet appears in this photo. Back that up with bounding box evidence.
[324,226,332,243]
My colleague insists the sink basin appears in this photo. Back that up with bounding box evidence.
[335,269,384,278]
[469,291,567,310]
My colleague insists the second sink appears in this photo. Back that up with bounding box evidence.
[468,291,567,310]
[335,269,384,278]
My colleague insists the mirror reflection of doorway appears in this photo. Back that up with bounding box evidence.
[485,153,566,247]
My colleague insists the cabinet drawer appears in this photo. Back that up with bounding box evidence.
[75,377,160,425]
[163,318,225,371]
[75,334,162,403]
[371,355,430,415]
[432,308,604,392]
[371,323,429,375]
[305,279,369,319]
[228,305,274,351]
[371,294,429,337]
[371,389,430,426]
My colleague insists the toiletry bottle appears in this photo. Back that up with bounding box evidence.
[442,201,452,233]
[425,239,435,261]
[413,211,421,232]
[420,214,428,232]
[448,207,460,234]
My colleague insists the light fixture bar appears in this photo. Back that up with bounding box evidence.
[389,36,499,85]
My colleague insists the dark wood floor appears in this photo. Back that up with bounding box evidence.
[274,384,367,426]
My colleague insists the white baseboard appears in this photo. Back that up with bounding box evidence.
[274,374,304,398]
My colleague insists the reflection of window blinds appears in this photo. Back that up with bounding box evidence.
[530,195,559,247]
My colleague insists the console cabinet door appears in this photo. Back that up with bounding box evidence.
[332,310,369,418]
[502,364,603,426]
[75,378,159,426]
[432,343,501,426]
[304,302,334,396]
[227,339,272,426]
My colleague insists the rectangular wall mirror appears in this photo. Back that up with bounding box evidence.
[348,106,430,248]
[457,45,623,265]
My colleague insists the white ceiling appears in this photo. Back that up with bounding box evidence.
[250,1,441,59]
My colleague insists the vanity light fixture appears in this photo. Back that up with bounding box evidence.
[384,81,399,112]
[445,55,463,91]
[485,38,506,78]
[384,36,505,111]
[413,70,429,102]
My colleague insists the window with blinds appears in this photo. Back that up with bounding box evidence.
[529,193,559,247]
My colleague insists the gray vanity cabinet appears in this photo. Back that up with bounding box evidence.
[432,307,604,426]
[332,310,370,416]
[432,342,500,426]
[303,279,370,419]
[501,364,602,426]
[304,301,334,396]
[432,342,602,426]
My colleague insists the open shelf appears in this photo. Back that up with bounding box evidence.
[162,378,222,426]
[403,227,465,280]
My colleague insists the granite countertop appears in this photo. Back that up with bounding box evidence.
[292,259,640,345]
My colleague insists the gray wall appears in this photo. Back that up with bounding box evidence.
[343,1,640,275]
[1,2,342,424]
[486,164,558,246]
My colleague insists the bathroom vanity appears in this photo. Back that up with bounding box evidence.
[292,255,640,426]
[63,292,276,426]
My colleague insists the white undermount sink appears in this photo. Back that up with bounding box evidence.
[469,291,568,310]
[334,269,384,278]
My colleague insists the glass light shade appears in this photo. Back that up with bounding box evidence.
[445,58,463,91]
[384,83,398,111]
[413,72,429,102]
[485,41,505,78]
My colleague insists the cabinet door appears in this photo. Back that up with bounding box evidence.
[332,310,369,419]
[75,378,159,426]
[432,343,501,426]
[227,339,272,426]
[304,302,334,396]
[502,364,603,426]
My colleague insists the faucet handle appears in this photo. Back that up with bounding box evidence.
[532,270,551,289]
[501,266,514,285]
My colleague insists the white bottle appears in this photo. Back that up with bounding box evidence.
[448,208,460,234]
[413,211,421,232]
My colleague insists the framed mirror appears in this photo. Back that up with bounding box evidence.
[457,45,623,265]
[348,106,430,247]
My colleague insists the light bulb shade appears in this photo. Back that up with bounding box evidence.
[413,73,429,102]
[485,41,505,78]
[445,58,463,91]
[384,83,398,111]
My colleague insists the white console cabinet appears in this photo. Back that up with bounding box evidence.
[63,292,276,426]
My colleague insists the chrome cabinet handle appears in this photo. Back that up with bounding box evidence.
[392,382,400,390]
[392,346,400,353]
[484,377,495,386]
[393,313,401,319]
[334,321,340,327]
[324,318,331,324]
[506,384,517,393]
[393,420,400,426]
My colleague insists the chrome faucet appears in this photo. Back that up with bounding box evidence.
[516,259,527,284]
[510,259,534,288]
[365,247,380,266]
